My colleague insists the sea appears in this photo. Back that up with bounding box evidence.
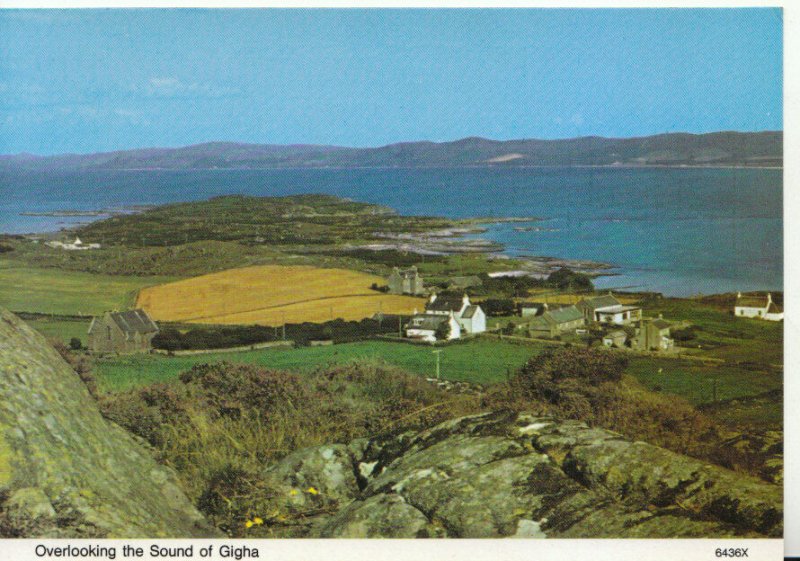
[0,167,782,297]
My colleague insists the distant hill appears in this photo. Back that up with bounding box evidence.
[1,132,782,170]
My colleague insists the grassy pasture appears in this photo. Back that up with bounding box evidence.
[26,316,91,345]
[0,259,176,316]
[136,264,426,325]
[94,338,546,393]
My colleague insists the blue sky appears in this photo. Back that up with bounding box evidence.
[0,8,783,155]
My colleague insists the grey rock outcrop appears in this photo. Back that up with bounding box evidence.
[257,411,782,538]
[0,309,218,538]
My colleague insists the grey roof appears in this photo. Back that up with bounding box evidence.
[92,309,159,335]
[767,301,783,314]
[736,293,768,308]
[579,294,621,310]
[528,315,553,329]
[650,319,671,330]
[547,305,584,324]
[426,293,466,312]
[461,305,481,319]
[407,314,450,331]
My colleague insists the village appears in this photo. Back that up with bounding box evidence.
[84,264,783,358]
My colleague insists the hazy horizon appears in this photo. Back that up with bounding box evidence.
[0,129,784,158]
[0,9,783,155]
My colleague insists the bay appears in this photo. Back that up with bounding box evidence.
[0,166,782,296]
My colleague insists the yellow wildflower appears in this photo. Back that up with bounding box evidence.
[245,520,254,529]
[289,489,299,496]
[306,486,319,495]
[253,517,264,525]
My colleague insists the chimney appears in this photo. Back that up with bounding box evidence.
[737,291,742,298]
[429,293,437,303]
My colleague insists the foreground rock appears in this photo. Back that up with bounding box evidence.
[255,412,782,538]
[0,309,218,538]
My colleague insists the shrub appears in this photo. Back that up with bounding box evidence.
[482,298,516,316]
[101,383,189,449]
[512,347,628,393]
[546,267,594,291]
[179,362,309,417]
[671,326,698,342]
[50,339,98,400]
[69,337,82,350]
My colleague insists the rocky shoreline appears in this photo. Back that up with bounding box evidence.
[364,219,616,277]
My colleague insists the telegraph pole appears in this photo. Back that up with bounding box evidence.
[281,311,286,340]
[432,349,442,381]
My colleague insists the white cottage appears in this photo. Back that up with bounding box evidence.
[734,292,783,321]
[405,312,461,343]
[424,292,486,335]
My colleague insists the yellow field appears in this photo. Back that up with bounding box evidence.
[136,265,426,326]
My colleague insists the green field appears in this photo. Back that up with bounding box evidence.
[625,356,782,406]
[94,338,547,393]
[26,317,91,345]
[0,259,177,315]
[641,296,783,366]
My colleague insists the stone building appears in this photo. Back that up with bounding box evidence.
[387,267,425,295]
[527,305,585,337]
[87,309,159,354]
[633,317,674,351]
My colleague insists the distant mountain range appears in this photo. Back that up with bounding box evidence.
[0,132,782,170]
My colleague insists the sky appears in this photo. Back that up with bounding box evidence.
[0,8,783,155]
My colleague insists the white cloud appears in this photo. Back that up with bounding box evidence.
[570,113,585,127]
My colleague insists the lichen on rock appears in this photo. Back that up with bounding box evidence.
[0,309,218,538]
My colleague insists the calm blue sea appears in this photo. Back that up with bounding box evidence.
[0,167,783,296]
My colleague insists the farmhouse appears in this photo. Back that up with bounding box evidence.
[633,317,674,352]
[387,267,425,295]
[576,293,642,325]
[45,237,101,251]
[734,292,783,321]
[87,309,159,354]
[425,292,486,335]
[405,312,461,343]
[527,305,585,338]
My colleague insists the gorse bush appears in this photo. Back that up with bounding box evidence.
[100,358,482,535]
[98,348,773,536]
[179,362,309,418]
[502,347,722,459]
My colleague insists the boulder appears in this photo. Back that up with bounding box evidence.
[0,309,218,538]
[269,411,782,538]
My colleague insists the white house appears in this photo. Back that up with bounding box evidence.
[734,292,783,321]
[576,293,642,326]
[424,292,486,335]
[405,312,461,343]
[45,237,101,251]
